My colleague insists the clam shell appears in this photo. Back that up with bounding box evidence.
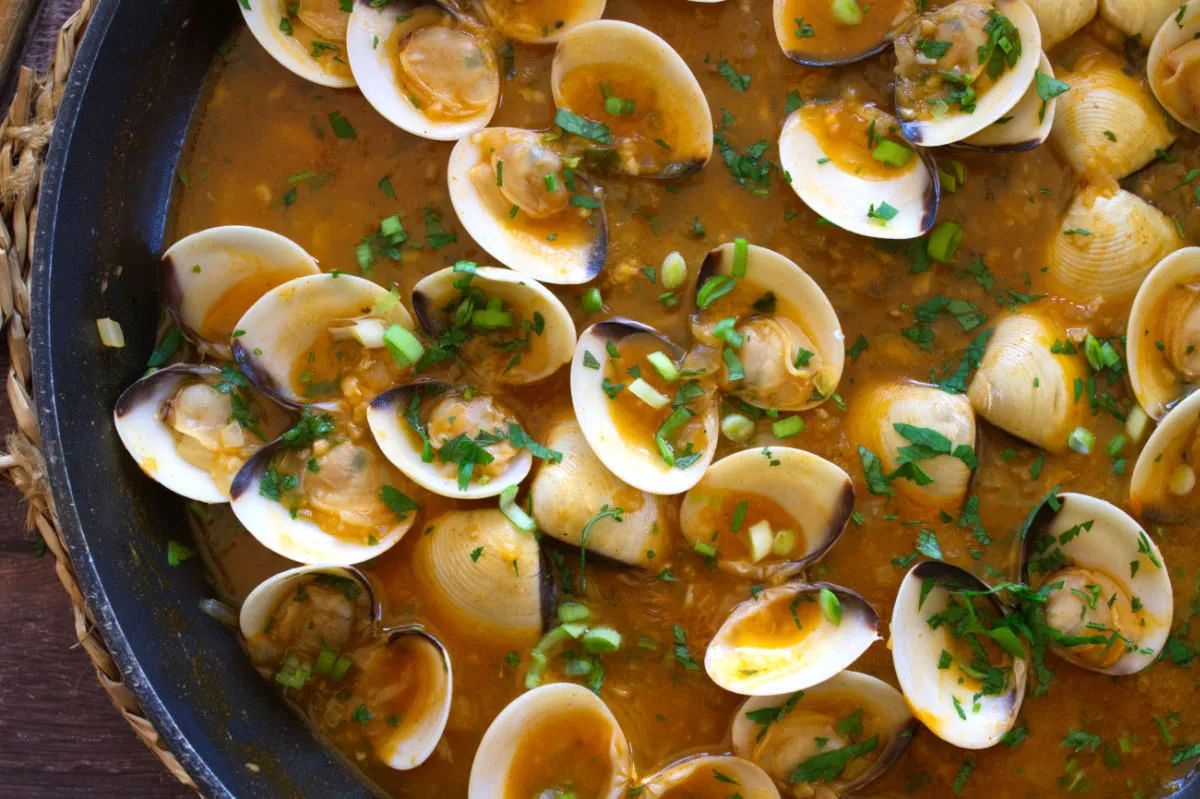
[530,420,667,568]
[551,20,713,179]
[704,582,880,696]
[771,0,917,67]
[239,564,378,638]
[468,682,634,798]
[446,128,608,285]
[232,273,414,409]
[1101,0,1182,43]
[1147,2,1200,133]
[411,265,577,383]
[1131,387,1200,523]
[1021,492,1172,674]
[967,312,1089,453]
[413,509,552,643]
[960,53,1058,152]
[346,1,499,141]
[479,0,607,43]
[1128,247,1200,420]
[1025,0,1098,48]
[161,225,319,359]
[730,671,915,794]
[678,447,853,580]
[890,561,1026,749]
[1050,42,1176,181]
[1046,186,1183,308]
[238,0,355,87]
[639,755,780,798]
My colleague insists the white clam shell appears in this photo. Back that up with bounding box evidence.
[238,0,355,88]
[479,0,607,43]
[1131,388,1200,523]
[1147,2,1200,133]
[960,52,1058,151]
[1025,0,1097,48]
[678,447,854,579]
[468,682,633,798]
[1101,0,1182,43]
[161,225,320,359]
[639,755,780,798]
[891,561,1026,749]
[1128,247,1200,420]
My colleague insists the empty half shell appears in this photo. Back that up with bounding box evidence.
[639,755,780,798]
[1148,2,1200,133]
[1128,247,1200,420]
[1022,492,1172,675]
[771,0,917,66]
[705,582,880,696]
[1131,388,1200,523]
[960,52,1058,151]
[891,561,1027,749]
[551,20,713,178]
[678,447,854,580]
[347,1,499,141]
[161,225,320,359]
[239,0,355,87]
[478,0,607,43]
[447,127,608,284]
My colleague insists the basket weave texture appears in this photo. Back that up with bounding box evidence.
[0,0,195,789]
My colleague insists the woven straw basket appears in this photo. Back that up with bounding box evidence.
[1,0,195,789]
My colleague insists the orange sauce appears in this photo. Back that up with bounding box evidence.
[604,333,709,458]
[801,99,916,181]
[199,269,301,341]
[693,490,805,561]
[730,593,822,649]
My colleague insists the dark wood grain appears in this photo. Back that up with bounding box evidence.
[0,345,190,796]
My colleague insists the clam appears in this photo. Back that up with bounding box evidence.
[161,225,320,359]
[468,682,634,798]
[678,447,854,580]
[551,20,713,179]
[478,0,607,43]
[231,273,415,409]
[704,582,880,696]
[1046,186,1184,308]
[1128,247,1200,420]
[113,364,289,503]
[778,99,939,239]
[413,509,552,643]
[967,311,1089,453]
[847,381,976,515]
[639,755,780,798]
[238,0,356,87]
[346,1,500,141]
[691,242,844,411]
[1131,388,1200,523]
[447,127,608,285]
[771,0,917,67]
[1148,3,1200,133]
[1100,0,1181,43]
[960,53,1058,151]
[1050,39,1175,181]
[1022,492,1172,675]
[411,264,577,382]
[893,0,1043,147]
[530,420,668,568]
[1024,0,1097,48]
[239,565,452,770]
[730,671,916,794]
[367,381,533,499]
[891,561,1027,749]
[570,320,719,495]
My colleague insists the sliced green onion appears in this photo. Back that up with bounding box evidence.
[927,221,964,263]
[629,377,670,409]
[544,173,559,192]
[1084,334,1104,370]
[818,587,842,625]
[772,529,796,556]
[661,251,687,289]
[772,416,805,439]
[96,318,125,348]
[582,287,604,314]
[558,602,591,623]
[646,351,680,382]
[721,413,755,442]
[330,655,353,682]
[1125,405,1151,443]
[471,308,515,329]
[499,484,536,532]
[696,275,736,309]
[581,626,622,654]
[379,214,403,237]
[694,541,717,558]
[831,0,863,25]
[564,655,595,676]
[331,318,387,349]
[313,643,338,677]
[872,139,914,167]
[561,622,588,639]
[723,347,746,381]
[1106,434,1128,457]
[731,237,749,277]
[748,520,773,563]
[384,324,424,367]
[372,285,401,314]
[355,243,373,273]
[1067,426,1095,454]
[1170,464,1196,496]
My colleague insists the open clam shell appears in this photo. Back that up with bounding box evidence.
[447,128,608,285]
[778,102,938,239]
[413,509,553,644]
[232,273,415,409]
[848,381,976,516]
[693,242,844,412]
[530,420,668,568]
[1101,0,1182,44]
[238,0,356,87]
[113,364,289,503]
[411,264,577,383]
[468,682,634,798]
[960,52,1057,151]
[678,447,854,580]
[239,565,453,770]
[891,561,1027,749]
[1148,2,1200,134]
[1131,388,1200,523]
[1021,492,1172,675]
[1047,186,1184,309]
[704,582,880,696]
[571,320,719,495]
[346,0,499,141]
[1128,247,1200,420]
[894,0,1042,148]
[367,381,533,499]
[479,0,607,43]
[551,20,713,179]
[730,671,916,794]
[1025,0,1097,48]
[639,755,780,798]
[967,311,1089,453]
[771,0,917,67]
[161,225,320,359]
